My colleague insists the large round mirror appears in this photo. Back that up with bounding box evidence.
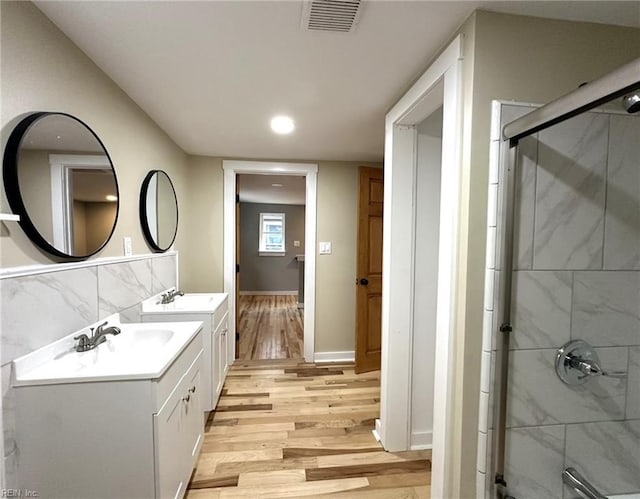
[139,170,178,252]
[3,112,119,260]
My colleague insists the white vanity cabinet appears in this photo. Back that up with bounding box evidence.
[13,326,204,499]
[214,306,229,397]
[142,293,230,411]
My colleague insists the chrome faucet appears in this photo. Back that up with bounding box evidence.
[74,321,122,352]
[160,289,184,304]
[563,467,607,499]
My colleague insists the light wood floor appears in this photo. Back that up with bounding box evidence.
[237,295,304,361]
[187,360,431,498]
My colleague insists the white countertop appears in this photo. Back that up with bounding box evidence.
[13,319,203,387]
[141,292,227,314]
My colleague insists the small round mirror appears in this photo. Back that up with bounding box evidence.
[139,170,178,252]
[3,112,119,260]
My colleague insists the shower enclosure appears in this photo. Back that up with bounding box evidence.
[480,58,640,499]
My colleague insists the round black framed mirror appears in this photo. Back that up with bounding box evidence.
[139,170,178,252]
[3,112,119,260]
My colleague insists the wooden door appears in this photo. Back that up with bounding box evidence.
[355,167,384,374]
[235,177,240,359]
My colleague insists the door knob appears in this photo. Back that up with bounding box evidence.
[359,278,369,285]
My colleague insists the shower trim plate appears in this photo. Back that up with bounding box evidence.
[556,339,627,385]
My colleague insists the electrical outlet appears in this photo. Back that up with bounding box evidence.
[123,236,132,256]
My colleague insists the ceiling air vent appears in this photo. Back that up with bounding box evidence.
[301,0,363,33]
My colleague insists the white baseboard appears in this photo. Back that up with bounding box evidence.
[313,351,355,362]
[410,430,433,450]
[374,418,384,446]
[239,290,297,296]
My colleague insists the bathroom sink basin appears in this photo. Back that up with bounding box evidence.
[168,294,215,309]
[13,319,203,386]
[114,328,174,349]
[142,292,226,313]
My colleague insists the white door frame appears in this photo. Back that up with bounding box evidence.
[378,35,463,499]
[49,154,112,253]
[222,160,318,362]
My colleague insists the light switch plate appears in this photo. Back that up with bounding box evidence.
[319,241,332,255]
[123,236,132,256]
[294,240,300,247]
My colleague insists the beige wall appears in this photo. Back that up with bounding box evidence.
[180,155,225,292]
[448,11,640,499]
[85,202,118,252]
[16,149,54,243]
[180,157,381,353]
[73,200,87,254]
[0,1,188,267]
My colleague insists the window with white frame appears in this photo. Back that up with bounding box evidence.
[259,212,285,254]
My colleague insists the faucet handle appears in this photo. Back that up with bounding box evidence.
[92,321,108,337]
[73,333,91,352]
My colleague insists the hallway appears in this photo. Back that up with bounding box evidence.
[187,359,431,498]
[237,295,304,360]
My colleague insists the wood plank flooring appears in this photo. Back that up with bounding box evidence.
[187,360,431,498]
[238,295,304,360]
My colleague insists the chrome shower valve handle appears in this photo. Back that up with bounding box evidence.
[555,339,627,385]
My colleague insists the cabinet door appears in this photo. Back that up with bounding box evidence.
[183,366,204,468]
[155,351,204,499]
[225,314,234,367]
[222,315,230,376]
[217,324,227,394]
[211,326,222,406]
[154,391,187,499]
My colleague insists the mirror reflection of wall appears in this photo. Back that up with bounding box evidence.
[70,169,118,255]
[4,112,119,259]
[156,171,178,249]
[140,170,178,252]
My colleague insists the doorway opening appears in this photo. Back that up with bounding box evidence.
[236,174,306,360]
[380,34,463,499]
[222,160,318,363]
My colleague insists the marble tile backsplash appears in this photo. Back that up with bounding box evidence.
[98,259,154,317]
[479,103,640,499]
[0,268,99,365]
[0,253,177,487]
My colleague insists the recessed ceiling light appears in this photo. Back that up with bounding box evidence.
[105,194,118,202]
[271,183,283,187]
[270,116,294,134]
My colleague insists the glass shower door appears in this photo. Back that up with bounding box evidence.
[490,97,640,499]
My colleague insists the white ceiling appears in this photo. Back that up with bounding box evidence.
[35,1,640,163]
[238,174,306,205]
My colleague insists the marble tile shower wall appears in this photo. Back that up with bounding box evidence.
[0,253,177,486]
[478,103,640,499]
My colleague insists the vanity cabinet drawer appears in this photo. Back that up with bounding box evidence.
[154,349,204,499]
[156,328,203,412]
